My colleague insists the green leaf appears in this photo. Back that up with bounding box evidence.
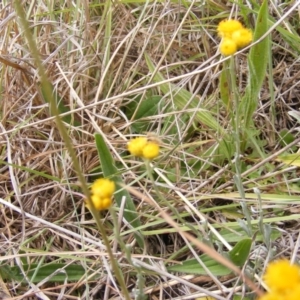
[241,0,269,129]
[168,239,252,276]
[167,253,232,276]
[126,95,162,133]
[220,63,231,109]
[0,263,92,283]
[228,238,252,267]
[94,133,144,247]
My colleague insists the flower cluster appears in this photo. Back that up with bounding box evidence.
[86,136,159,211]
[127,137,160,160]
[258,259,300,300]
[87,178,115,211]
[217,19,253,56]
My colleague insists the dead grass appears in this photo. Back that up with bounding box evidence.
[1,1,300,299]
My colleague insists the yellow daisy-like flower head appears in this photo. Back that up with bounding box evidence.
[217,19,243,38]
[232,28,253,48]
[263,260,300,292]
[127,137,148,157]
[142,142,160,160]
[219,38,237,56]
[91,178,115,199]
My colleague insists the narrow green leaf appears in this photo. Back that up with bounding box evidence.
[167,253,232,276]
[228,238,252,267]
[0,263,92,283]
[220,63,231,109]
[168,239,252,276]
[94,133,144,247]
[241,0,269,129]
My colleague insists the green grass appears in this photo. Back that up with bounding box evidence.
[1,0,300,299]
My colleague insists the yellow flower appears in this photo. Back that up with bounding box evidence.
[91,178,115,198]
[87,178,115,211]
[232,28,253,48]
[142,142,160,160]
[127,137,148,157]
[90,195,112,211]
[219,38,237,56]
[217,19,252,56]
[217,19,243,38]
[128,137,160,160]
[263,260,300,293]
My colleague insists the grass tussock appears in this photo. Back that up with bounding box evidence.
[1,1,300,299]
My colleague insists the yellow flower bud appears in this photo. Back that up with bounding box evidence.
[127,137,148,157]
[217,19,243,38]
[87,178,115,211]
[91,178,115,198]
[89,195,112,211]
[232,28,253,48]
[219,38,237,56]
[142,142,160,160]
